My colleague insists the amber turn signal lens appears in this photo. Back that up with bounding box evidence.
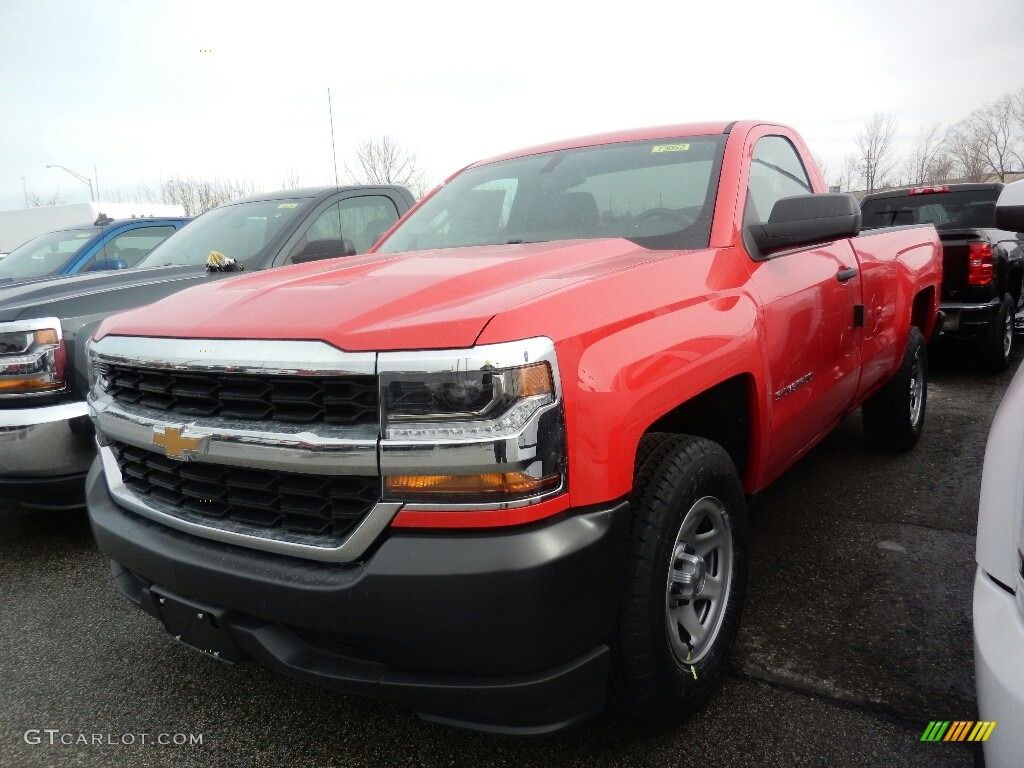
[514,363,554,397]
[34,329,60,347]
[387,472,561,498]
[0,378,63,392]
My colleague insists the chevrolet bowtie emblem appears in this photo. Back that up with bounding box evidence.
[152,426,207,460]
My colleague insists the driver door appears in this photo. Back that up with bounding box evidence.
[744,134,862,481]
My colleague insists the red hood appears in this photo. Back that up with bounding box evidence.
[97,240,667,351]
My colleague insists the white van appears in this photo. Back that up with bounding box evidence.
[0,202,186,256]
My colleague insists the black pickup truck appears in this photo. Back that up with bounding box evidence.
[861,183,1024,371]
[0,185,415,509]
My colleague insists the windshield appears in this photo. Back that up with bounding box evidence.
[378,135,727,254]
[0,228,97,280]
[861,189,999,230]
[136,198,308,267]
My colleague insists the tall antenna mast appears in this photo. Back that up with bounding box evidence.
[327,87,343,235]
[327,88,339,189]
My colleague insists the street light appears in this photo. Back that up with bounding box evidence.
[45,164,95,202]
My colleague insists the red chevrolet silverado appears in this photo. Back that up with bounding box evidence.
[83,121,942,734]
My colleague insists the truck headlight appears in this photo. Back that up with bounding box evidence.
[382,362,554,433]
[0,318,67,397]
[85,339,109,394]
[379,339,567,505]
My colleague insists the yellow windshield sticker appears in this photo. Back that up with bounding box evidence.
[277,203,298,209]
[652,144,690,153]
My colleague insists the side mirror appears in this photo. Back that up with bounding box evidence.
[87,258,129,272]
[995,180,1024,233]
[293,238,357,264]
[746,193,861,257]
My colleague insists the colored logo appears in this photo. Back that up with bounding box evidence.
[152,426,207,461]
[920,721,996,742]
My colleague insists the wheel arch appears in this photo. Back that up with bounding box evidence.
[911,285,937,340]
[1007,263,1023,307]
[640,374,756,488]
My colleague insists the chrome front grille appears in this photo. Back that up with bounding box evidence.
[110,441,381,539]
[101,363,378,425]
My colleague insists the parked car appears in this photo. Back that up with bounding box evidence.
[83,121,941,733]
[861,183,1024,371]
[974,179,1024,768]
[0,185,414,509]
[0,202,186,255]
[0,215,191,284]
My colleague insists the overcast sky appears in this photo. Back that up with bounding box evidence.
[1,0,1022,209]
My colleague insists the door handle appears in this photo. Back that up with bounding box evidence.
[836,267,858,283]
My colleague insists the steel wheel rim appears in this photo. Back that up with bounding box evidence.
[1003,309,1013,359]
[908,349,924,428]
[665,495,733,665]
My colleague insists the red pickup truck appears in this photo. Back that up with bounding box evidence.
[84,121,942,734]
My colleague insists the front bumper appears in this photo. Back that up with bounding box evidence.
[973,567,1024,765]
[0,400,94,508]
[87,460,631,734]
[940,299,1001,336]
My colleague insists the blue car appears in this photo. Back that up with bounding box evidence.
[0,215,191,283]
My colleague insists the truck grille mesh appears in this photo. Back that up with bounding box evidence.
[110,441,380,538]
[100,364,378,425]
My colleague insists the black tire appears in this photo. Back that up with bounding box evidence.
[610,434,748,722]
[978,293,1015,372]
[862,326,927,452]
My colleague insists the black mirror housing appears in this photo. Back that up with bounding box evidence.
[995,180,1024,232]
[293,238,357,264]
[747,193,861,257]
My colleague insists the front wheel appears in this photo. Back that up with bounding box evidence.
[610,434,748,722]
[862,326,927,452]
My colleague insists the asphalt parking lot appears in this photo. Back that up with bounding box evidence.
[1,342,1012,768]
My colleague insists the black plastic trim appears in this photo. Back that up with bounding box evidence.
[0,471,87,509]
[87,461,631,732]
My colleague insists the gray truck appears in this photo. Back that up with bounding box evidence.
[0,185,415,509]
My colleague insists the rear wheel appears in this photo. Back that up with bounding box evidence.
[978,293,1014,372]
[610,434,748,722]
[862,326,927,453]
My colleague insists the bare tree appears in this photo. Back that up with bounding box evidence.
[828,155,861,193]
[928,153,957,183]
[947,120,989,182]
[855,113,899,193]
[139,177,264,216]
[345,136,428,198]
[963,96,1020,182]
[813,155,829,188]
[902,122,950,185]
[25,189,69,207]
[279,169,303,189]
[1013,87,1024,169]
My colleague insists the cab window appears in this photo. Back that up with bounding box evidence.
[295,196,401,259]
[743,136,813,227]
[85,225,179,270]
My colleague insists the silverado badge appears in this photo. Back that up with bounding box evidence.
[152,426,208,461]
